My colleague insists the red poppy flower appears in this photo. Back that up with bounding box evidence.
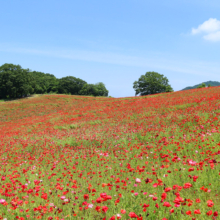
[84,194,89,200]
[129,212,138,218]
[102,206,108,213]
[194,209,201,214]
[186,211,191,215]
[96,197,102,203]
[206,210,212,216]
[213,211,218,216]
[207,200,214,207]
[163,202,171,207]
[121,209,126,214]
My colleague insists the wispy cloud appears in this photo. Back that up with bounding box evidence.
[191,18,220,42]
[1,44,220,78]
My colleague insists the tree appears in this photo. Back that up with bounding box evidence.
[197,83,206,88]
[0,63,34,99]
[78,84,96,96]
[58,76,87,95]
[78,83,109,97]
[30,71,59,94]
[93,82,109,96]
[133,72,173,96]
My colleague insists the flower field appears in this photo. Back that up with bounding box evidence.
[0,87,220,220]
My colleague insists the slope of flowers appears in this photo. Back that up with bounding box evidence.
[0,87,220,220]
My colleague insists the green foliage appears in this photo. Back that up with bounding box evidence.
[0,63,34,99]
[30,71,59,94]
[78,83,96,96]
[88,120,102,125]
[0,63,109,99]
[93,82,109,96]
[69,124,78,129]
[197,83,206,88]
[58,76,87,95]
[133,71,173,96]
[182,81,220,91]
[79,82,108,97]
[53,125,68,130]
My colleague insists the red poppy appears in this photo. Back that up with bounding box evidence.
[102,206,108,213]
[84,194,89,200]
[206,210,212,216]
[163,202,171,207]
[121,209,126,214]
[96,197,102,203]
[207,200,214,207]
[164,187,172,192]
[188,167,194,172]
[214,211,218,216]
[186,211,191,215]
[129,212,138,218]
[194,209,201,214]
[170,208,174,213]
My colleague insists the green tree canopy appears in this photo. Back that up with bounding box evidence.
[0,63,34,99]
[30,71,59,94]
[78,82,108,97]
[197,83,206,88]
[93,82,109,96]
[78,84,97,96]
[0,63,109,99]
[58,76,87,95]
[133,71,173,96]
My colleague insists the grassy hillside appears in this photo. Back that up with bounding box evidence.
[182,80,220,90]
[0,88,220,219]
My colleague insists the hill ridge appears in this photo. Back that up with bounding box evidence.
[182,80,220,91]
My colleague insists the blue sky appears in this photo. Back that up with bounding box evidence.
[1,0,220,97]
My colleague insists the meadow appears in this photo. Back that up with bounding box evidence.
[0,87,220,220]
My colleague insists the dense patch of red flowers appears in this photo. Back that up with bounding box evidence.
[0,87,220,219]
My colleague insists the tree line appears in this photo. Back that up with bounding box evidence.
[0,63,108,99]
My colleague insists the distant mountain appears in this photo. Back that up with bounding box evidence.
[182,81,220,91]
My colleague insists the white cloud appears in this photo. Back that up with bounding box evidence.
[204,31,220,41]
[192,18,220,35]
[191,18,220,42]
